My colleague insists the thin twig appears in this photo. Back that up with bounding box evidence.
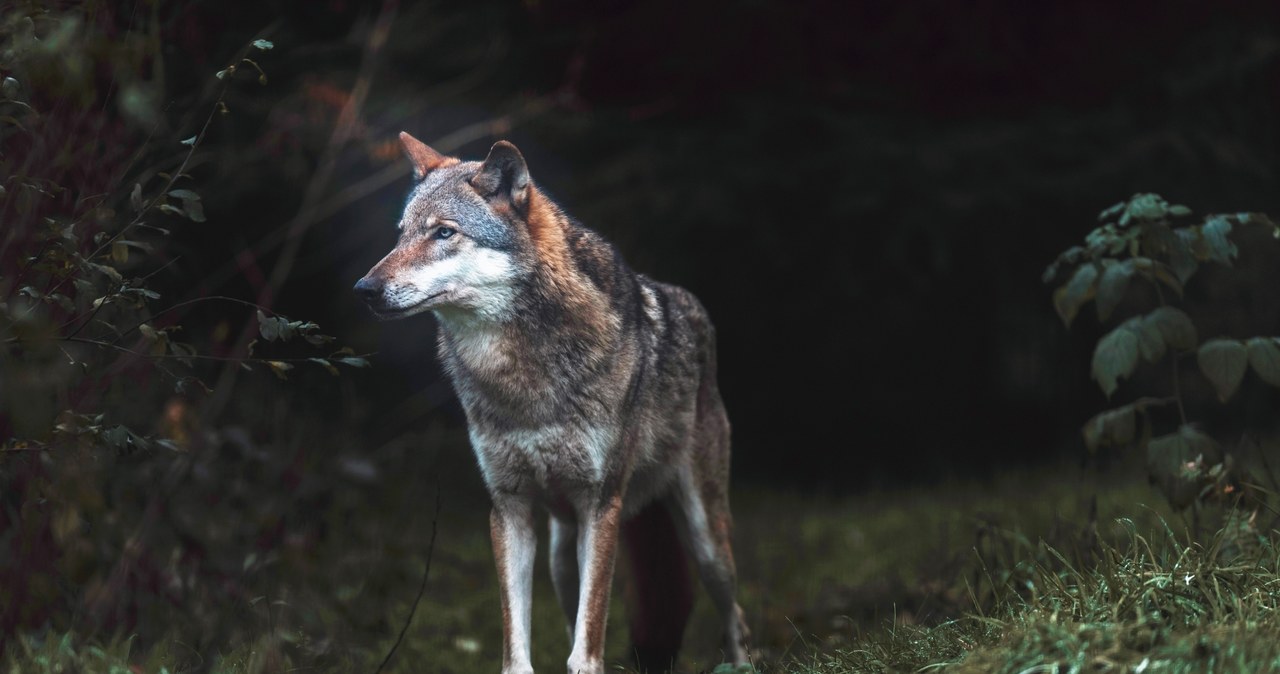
[59,255,182,338]
[261,0,398,306]
[187,102,550,297]
[202,0,399,423]
[62,336,372,366]
[24,28,275,319]
[106,294,276,346]
[374,479,441,674]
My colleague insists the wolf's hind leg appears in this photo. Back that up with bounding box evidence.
[673,476,751,666]
[622,499,694,672]
[549,516,579,642]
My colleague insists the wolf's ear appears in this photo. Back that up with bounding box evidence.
[470,141,530,212]
[399,131,448,180]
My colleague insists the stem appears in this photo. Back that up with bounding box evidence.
[1170,354,1188,426]
[58,256,181,338]
[107,295,275,346]
[374,479,440,674]
[62,336,373,365]
[202,0,398,422]
[1151,280,1188,426]
[22,32,265,319]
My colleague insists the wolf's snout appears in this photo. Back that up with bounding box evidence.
[353,276,383,303]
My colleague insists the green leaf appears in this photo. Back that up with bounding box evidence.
[1082,404,1136,454]
[252,39,274,50]
[257,309,279,341]
[310,357,340,375]
[256,310,299,342]
[1131,257,1182,298]
[1054,263,1098,327]
[1144,306,1198,351]
[1095,260,1132,322]
[1245,337,1280,387]
[111,240,128,265]
[1197,338,1247,402]
[88,262,122,283]
[337,356,370,368]
[1169,229,1199,284]
[1042,246,1085,284]
[1140,222,1176,258]
[167,189,200,201]
[1168,204,1192,217]
[266,361,293,380]
[1201,215,1238,266]
[183,199,206,222]
[165,189,206,222]
[180,135,197,145]
[1098,201,1126,222]
[1092,324,1140,398]
[1125,193,1168,223]
[102,425,130,450]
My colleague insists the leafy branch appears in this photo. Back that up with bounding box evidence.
[1047,193,1280,513]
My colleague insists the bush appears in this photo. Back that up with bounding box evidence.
[0,4,365,660]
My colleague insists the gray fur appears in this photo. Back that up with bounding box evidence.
[357,137,750,674]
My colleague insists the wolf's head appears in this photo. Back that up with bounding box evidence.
[354,133,543,322]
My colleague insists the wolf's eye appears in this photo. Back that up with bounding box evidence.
[433,226,456,240]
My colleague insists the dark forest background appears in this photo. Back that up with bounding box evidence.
[158,0,1280,486]
[6,0,1280,671]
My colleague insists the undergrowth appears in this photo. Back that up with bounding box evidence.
[798,514,1280,674]
[9,459,1266,674]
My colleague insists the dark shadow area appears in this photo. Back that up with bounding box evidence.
[4,1,1280,671]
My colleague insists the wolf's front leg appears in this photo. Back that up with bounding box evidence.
[565,494,623,674]
[491,497,537,674]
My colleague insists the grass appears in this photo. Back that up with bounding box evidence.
[8,443,1280,674]
[791,505,1280,674]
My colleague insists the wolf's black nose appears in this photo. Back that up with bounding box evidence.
[353,277,383,302]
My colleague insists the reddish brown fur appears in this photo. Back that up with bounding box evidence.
[360,134,752,672]
[398,131,458,177]
[582,494,623,658]
[525,188,570,268]
[490,510,516,671]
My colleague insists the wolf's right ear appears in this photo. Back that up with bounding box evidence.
[470,141,530,213]
[399,131,448,180]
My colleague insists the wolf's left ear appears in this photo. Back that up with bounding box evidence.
[399,131,448,180]
[470,141,530,212]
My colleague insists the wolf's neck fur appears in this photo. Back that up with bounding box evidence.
[434,186,627,419]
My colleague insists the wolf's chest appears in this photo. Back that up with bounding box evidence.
[469,423,617,499]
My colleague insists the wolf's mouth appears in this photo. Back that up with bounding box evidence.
[372,290,448,320]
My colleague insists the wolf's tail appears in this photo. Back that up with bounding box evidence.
[622,499,694,673]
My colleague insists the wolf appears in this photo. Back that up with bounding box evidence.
[354,133,751,674]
